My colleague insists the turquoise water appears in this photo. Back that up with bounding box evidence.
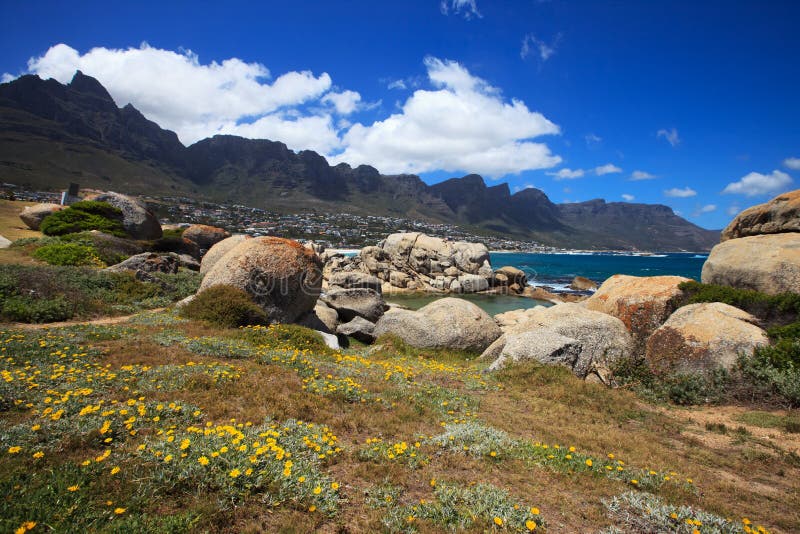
[490,252,707,290]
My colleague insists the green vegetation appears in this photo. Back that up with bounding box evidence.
[0,264,200,323]
[179,285,267,327]
[32,241,103,266]
[677,280,800,327]
[734,411,800,434]
[40,200,127,238]
[603,491,766,534]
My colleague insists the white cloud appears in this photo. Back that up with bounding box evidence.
[726,205,741,216]
[1,73,14,83]
[664,187,697,198]
[585,133,602,147]
[722,170,792,197]
[321,90,361,115]
[18,45,561,178]
[22,43,349,151]
[521,33,561,61]
[630,170,656,181]
[218,113,341,155]
[657,127,680,147]
[595,163,622,175]
[387,79,406,90]
[547,168,585,180]
[783,157,800,170]
[333,57,561,177]
[693,204,717,216]
[513,183,537,193]
[440,0,482,19]
[621,193,635,202]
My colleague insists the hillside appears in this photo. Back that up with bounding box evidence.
[0,72,719,251]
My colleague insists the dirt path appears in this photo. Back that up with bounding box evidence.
[3,308,166,330]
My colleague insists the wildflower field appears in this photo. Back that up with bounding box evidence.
[1,310,797,533]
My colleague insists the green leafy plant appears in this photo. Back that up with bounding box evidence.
[180,285,267,328]
[40,201,127,238]
[32,242,103,266]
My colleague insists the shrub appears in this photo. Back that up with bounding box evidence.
[737,350,800,407]
[32,242,103,266]
[161,227,185,239]
[0,264,201,323]
[678,281,800,326]
[1,295,72,323]
[180,285,267,328]
[40,200,127,237]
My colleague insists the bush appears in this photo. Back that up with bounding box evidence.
[0,264,201,323]
[32,242,103,266]
[1,295,72,323]
[40,200,127,238]
[180,285,267,328]
[737,349,800,407]
[161,227,185,239]
[611,355,729,405]
[678,281,800,326]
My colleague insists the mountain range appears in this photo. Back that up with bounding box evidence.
[0,71,720,250]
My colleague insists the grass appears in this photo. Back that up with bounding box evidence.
[0,199,41,241]
[734,411,800,434]
[0,313,796,533]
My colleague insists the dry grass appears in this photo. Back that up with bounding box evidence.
[0,199,41,241]
[1,315,797,533]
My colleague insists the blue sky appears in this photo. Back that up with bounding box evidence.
[1,0,798,229]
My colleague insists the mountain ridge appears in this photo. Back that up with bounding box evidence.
[0,72,720,250]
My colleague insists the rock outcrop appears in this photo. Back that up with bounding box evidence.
[328,272,383,293]
[183,224,230,250]
[321,288,386,323]
[105,252,182,275]
[91,192,162,240]
[493,303,633,382]
[486,330,582,372]
[721,189,800,241]
[336,317,376,343]
[324,233,493,293]
[701,233,800,295]
[19,203,63,230]
[200,235,250,274]
[646,303,769,373]
[200,236,322,323]
[569,276,598,291]
[585,275,690,348]
[373,297,501,352]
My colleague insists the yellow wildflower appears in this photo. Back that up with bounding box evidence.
[8,446,21,454]
[313,486,322,495]
[229,468,241,478]
[198,456,209,466]
[68,485,79,492]
[114,507,126,514]
[494,516,503,526]
[32,451,44,459]
[526,519,537,531]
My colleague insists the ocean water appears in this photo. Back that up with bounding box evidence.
[491,252,707,290]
